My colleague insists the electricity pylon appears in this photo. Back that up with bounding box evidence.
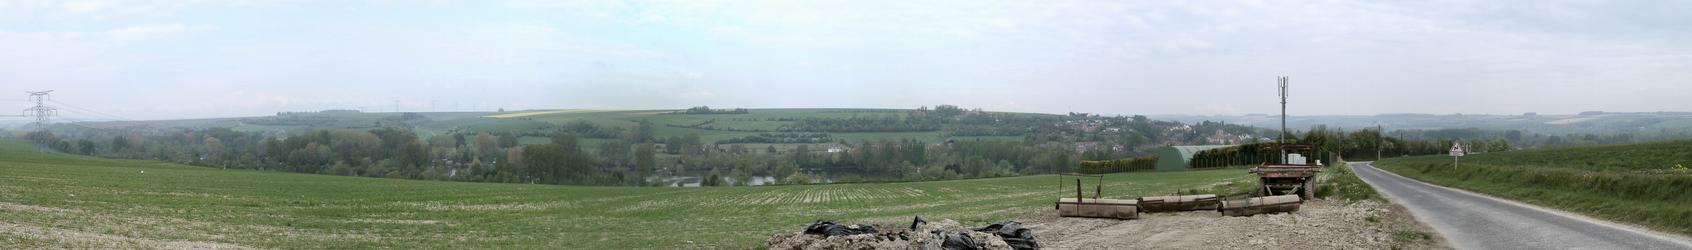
[23,90,56,132]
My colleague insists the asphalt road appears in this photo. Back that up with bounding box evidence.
[1351,162,1692,250]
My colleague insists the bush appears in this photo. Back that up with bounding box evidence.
[1078,156,1156,174]
[780,172,811,185]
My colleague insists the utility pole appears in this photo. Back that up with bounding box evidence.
[1277,76,1289,164]
[23,90,56,132]
[1376,123,1383,160]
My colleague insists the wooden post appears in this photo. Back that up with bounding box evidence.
[1076,179,1083,203]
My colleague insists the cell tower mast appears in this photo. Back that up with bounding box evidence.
[23,90,56,132]
[1377,123,1383,160]
[1277,77,1289,164]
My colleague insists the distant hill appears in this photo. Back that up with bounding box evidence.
[0,120,28,129]
[66,108,1065,144]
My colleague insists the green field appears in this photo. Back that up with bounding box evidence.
[1375,140,1692,235]
[0,139,1249,249]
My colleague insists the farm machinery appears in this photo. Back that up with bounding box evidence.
[1251,144,1323,200]
[1209,144,1322,216]
[1220,76,1316,216]
[1052,76,1312,218]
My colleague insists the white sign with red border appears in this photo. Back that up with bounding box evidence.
[1449,141,1466,157]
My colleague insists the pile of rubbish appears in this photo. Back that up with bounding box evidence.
[766,216,1039,250]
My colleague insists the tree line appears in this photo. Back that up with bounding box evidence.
[22,125,651,185]
[670,106,749,115]
[1078,156,1157,174]
[20,120,1082,187]
[1186,126,1512,168]
[718,133,833,144]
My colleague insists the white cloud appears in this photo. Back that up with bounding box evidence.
[104,23,191,41]
[61,1,107,13]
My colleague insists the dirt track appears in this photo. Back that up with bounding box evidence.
[1022,199,1444,249]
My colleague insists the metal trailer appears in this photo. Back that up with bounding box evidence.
[1251,144,1323,200]
[1216,76,1313,217]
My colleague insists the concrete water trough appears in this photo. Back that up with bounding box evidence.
[1219,195,1302,216]
[1056,198,1140,219]
[1053,174,1140,219]
[1137,194,1221,213]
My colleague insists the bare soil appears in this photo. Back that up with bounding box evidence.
[1023,199,1447,250]
[0,222,252,250]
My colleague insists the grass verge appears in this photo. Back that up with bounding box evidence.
[1319,159,1381,201]
[1376,146,1692,236]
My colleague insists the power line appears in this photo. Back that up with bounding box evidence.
[55,109,125,122]
[53,117,99,124]
[48,100,134,122]
[49,100,125,119]
[51,117,110,130]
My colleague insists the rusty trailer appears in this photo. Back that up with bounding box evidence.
[1252,144,1324,199]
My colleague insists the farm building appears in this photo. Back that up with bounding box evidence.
[1153,145,1235,171]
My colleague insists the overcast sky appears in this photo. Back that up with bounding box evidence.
[2,0,1689,121]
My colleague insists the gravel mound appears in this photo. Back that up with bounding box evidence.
[1027,199,1445,249]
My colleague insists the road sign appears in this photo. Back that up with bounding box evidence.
[1450,141,1465,169]
[1449,141,1465,157]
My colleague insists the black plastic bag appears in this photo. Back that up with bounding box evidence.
[803,220,878,236]
[929,231,979,250]
[973,221,1039,250]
